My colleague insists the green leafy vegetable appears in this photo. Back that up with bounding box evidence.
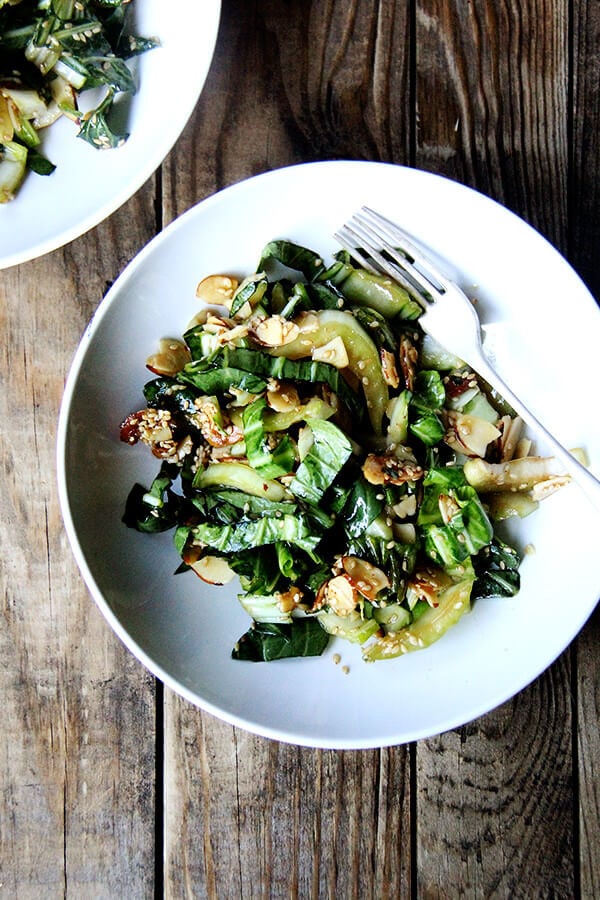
[0,0,158,200]
[472,539,521,599]
[232,619,330,662]
[122,465,182,533]
[119,238,551,664]
[290,419,352,505]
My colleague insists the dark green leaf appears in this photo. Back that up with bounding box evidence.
[339,478,385,538]
[122,466,181,533]
[257,240,326,281]
[26,147,56,175]
[290,419,352,505]
[232,618,329,661]
[223,346,364,422]
[472,538,521,599]
[242,397,296,478]
[192,513,322,556]
[179,362,267,396]
[77,91,128,148]
[410,370,446,412]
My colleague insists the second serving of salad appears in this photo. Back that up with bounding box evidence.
[120,239,571,663]
[0,0,157,202]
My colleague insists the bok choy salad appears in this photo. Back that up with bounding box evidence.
[0,0,157,202]
[120,239,572,663]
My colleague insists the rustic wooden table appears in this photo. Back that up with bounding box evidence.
[1,1,599,896]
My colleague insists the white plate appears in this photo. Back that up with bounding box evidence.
[0,0,221,269]
[57,161,600,749]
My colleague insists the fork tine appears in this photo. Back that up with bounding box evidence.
[340,215,438,304]
[335,207,451,307]
[335,216,425,304]
[333,228,380,276]
[336,224,427,302]
[360,207,451,294]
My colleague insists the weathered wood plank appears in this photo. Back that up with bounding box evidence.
[571,3,600,895]
[415,0,569,247]
[165,699,411,898]
[577,607,600,900]
[162,0,412,227]
[416,656,574,897]
[571,0,600,299]
[0,190,158,898]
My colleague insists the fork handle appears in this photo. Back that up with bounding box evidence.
[470,353,600,513]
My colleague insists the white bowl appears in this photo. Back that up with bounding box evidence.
[0,0,221,269]
[57,161,600,749]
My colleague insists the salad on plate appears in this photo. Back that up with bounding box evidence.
[0,0,157,202]
[120,239,572,663]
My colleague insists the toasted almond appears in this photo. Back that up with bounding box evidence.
[380,348,400,388]
[190,555,236,585]
[251,315,300,347]
[146,338,191,376]
[266,381,301,412]
[196,274,239,307]
[312,336,349,369]
[444,410,501,458]
[325,575,359,615]
[341,556,390,600]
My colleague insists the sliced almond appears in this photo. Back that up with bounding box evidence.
[277,585,304,612]
[251,315,300,347]
[444,410,501,458]
[312,335,349,369]
[530,475,571,501]
[146,338,191,376]
[341,556,390,600]
[324,575,359,616]
[380,348,400,388]
[190,555,236,585]
[196,274,239,307]
[266,381,301,412]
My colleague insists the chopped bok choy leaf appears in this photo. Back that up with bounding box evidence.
[0,0,158,200]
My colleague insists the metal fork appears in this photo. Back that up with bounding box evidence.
[335,206,600,511]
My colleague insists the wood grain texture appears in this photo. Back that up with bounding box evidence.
[571,0,600,298]
[165,698,411,898]
[577,606,600,899]
[162,0,412,226]
[572,5,600,876]
[415,0,569,247]
[0,191,158,898]
[416,656,575,898]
